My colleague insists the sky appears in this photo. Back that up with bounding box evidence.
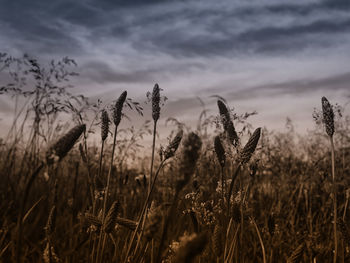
[1,0,350,136]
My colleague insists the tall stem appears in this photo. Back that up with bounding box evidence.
[149,121,157,194]
[91,139,105,263]
[98,140,105,180]
[331,136,337,263]
[96,126,118,263]
[123,160,166,263]
[103,126,118,223]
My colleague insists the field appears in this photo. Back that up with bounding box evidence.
[1,54,350,263]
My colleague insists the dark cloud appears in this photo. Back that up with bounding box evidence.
[82,61,156,84]
[224,72,350,101]
[1,0,350,58]
[0,0,83,55]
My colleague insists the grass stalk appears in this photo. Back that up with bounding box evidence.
[331,136,337,263]
[123,160,166,263]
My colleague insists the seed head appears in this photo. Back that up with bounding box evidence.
[113,91,127,127]
[217,100,239,147]
[164,130,183,160]
[84,213,102,227]
[240,128,261,165]
[144,205,162,241]
[177,132,202,191]
[103,201,120,233]
[152,83,161,122]
[321,96,334,137]
[214,135,225,168]
[115,217,138,231]
[46,124,86,164]
[101,109,110,141]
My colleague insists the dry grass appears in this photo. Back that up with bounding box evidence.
[1,55,350,263]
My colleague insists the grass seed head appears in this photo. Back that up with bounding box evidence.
[321,96,334,137]
[240,127,261,165]
[103,201,120,233]
[164,129,183,160]
[217,100,239,147]
[115,217,138,231]
[144,205,162,241]
[101,109,110,141]
[152,83,161,122]
[113,90,127,127]
[84,213,102,227]
[177,132,202,191]
[214,135,225,168]
[46,124,86,164]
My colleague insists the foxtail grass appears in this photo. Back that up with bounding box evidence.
[96,90,127,263]
[322,96,337,263]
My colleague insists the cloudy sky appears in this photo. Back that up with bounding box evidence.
[1,0,350,135]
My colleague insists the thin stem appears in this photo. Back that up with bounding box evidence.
[251,218,266,263]
[156,189,180,263]
[227,164,241,211]
[149,121,157,194]
[98,140,105,180]
[97,126,118,263]
[91,139,105,263]
[16,162,44,263]
[123,160,166,263]
[331,136,337,263]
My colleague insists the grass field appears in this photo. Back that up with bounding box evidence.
[1,55,350,262]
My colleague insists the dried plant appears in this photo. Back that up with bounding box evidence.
[213,224,223,257]
[287,243,305,263]
[46,124,86,164]
[240,127,261,165]
[45,205,57,238]
[177,132,202,191]
[163,129,183,160]
[103,201,120,234]
[322,96,335,138]
[113,91,127,127]
[2,54,350,263]
[214,135,225,168]
[101,109,110,141]
[322,96,337,263]
[152,83,161,122]
[217,100,239,147]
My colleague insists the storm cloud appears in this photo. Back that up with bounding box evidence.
[0,0,349,133]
